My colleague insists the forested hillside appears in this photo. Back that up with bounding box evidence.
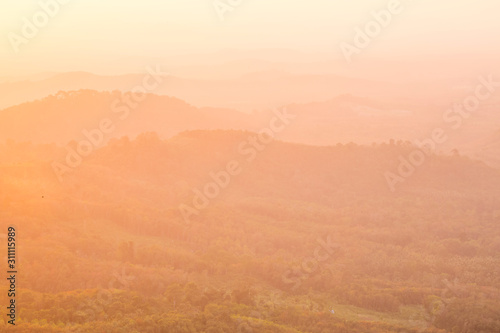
[0,131,499,332]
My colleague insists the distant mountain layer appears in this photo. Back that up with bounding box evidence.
[0,90,253,144]
[0,69,472,113]
[1,90,499,171]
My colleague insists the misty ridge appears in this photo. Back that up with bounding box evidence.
[1,80,499,168]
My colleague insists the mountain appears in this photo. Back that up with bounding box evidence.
[2,90,499,171]
[0,68,476,113]
[0,90,253,144]
[1,130,499,332]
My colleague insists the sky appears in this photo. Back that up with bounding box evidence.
[1,0,500,77]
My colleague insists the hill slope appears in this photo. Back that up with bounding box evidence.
[0,131,499,332]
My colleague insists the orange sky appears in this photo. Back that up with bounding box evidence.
[1,0,500,77]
